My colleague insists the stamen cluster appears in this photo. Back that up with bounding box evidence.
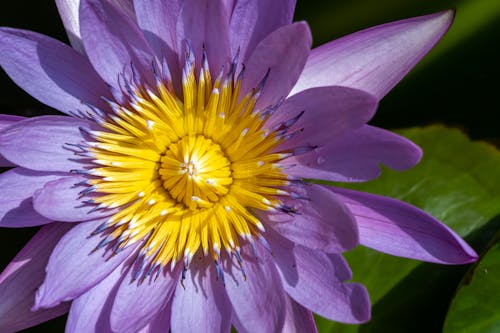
[70,47,303,282]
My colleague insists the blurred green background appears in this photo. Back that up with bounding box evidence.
[0,0,499,332]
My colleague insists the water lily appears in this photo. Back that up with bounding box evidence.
[0,1,477,332]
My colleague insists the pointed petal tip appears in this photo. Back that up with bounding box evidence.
[292,9,458,99]
[437,8,456,24]
[333,187,479,265]
[451,240,478,265]
[424,9,456,36]
[32,283,60,312]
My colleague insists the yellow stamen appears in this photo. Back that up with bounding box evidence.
[84,54,294,276]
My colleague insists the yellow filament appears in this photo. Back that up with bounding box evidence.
[86,59,292,270]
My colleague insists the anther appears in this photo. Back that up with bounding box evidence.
[258,236,273,255]
[255,68,271,95]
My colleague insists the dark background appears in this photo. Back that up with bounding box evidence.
[1,1,499,332]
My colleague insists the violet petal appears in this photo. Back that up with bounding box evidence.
[170,261,231,333]
[291,11,455,100]
[134,0,182,82]
[0,168,64,228]
[332,187,478,264]
[0,223,72,333]
[0,27,110,114]
[229,0,296,61]
[288,124,422,182]
[271,86,378,151]
[270,231,371,323]
[242,22,312,109]
[34,219,137,310]
[0,115,97,172]
[176,0,231,75]
[282,295,318,333]
[0,114,22,166]
[0,114,25,131]
[266,183,358,253]
[33,175,115,222]
[137,302,173,333]
[56,0,135,53]
[226,244,286,333]
[110,265,181,333]
[65,259,128,333]
[80,0,155,88]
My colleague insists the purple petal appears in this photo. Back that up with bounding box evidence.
[0,114,23,166]
[229,0,296,61]
[134,0,181,82]
[270,232,371,323]
[0,223,72,333]
[0,157,14,168]
[287,124,422,182]
[0,168,64,228]
[0,114,25,131]
[34,219,137,310]
[32,175,115,222]
[0,115,97,172]
[242,22,312,109]
[0,28,110,114]
[176,0,231,75]
[266,183,358,253]
[291,10,455,100]
[222,0,235,16]
[226,244,286,333]
[80,0,155,88]
[271,86,378,151]
[137,303,172,333]
[55,0,87,53]
[170,261,231,333]
[110,266,181,333]
[137,302,172,333]
[56,0,135,53]
[332,187,478,264]
[66,260,128,333]
[282,295,318,333]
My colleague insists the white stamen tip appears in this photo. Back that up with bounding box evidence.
[116,218,128,226]
[160,209,168,216]
[138,191,145,197]
[256,222,265,232]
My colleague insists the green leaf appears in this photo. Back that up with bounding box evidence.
[315,126,500,332]
[443,238,500,333]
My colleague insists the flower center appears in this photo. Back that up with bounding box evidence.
[74,47,303,281]
[160,135,232,209]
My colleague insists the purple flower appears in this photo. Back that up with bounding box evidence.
[0,1,477,332]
